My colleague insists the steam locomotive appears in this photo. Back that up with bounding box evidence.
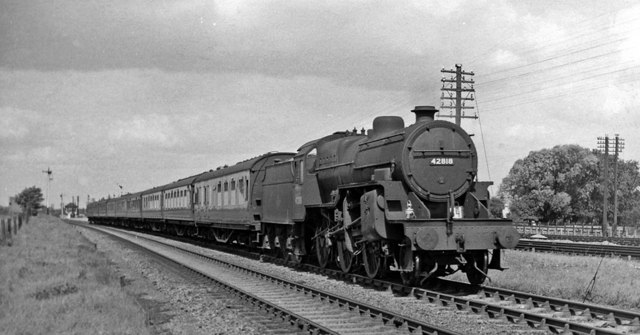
[87,106,519,285]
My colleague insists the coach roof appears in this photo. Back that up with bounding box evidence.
[193,151,295,183]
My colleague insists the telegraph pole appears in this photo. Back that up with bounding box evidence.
[440,64,476,126]
[612,134,625,235]
[597,136,610,236]
[42,167,53,214]
[597,134,625,237]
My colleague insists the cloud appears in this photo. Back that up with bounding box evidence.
[0,0,518,91]
[2,1,640,207]
[505,124,551,141]
[0,107,34,140]
[108,115,179,148]
[491,49,523,67]
[613,4,640,65]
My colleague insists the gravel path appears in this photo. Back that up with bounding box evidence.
[79,226,545,334]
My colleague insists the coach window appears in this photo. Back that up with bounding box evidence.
[238,177,244,203]
[211,185,215,207]
[231,179,237,205]
[217,182,222,207]
[224,181,229,206]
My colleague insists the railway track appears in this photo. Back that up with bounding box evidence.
[73,222,460,335]
[516,239,640,259]
[518,234,640,247]
[71,221,640,334]
[281,258,640,335]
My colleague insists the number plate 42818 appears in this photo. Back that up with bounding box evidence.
[430,158,454,166]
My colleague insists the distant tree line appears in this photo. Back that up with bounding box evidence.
[496,144,640,228]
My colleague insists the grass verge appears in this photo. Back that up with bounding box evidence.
[453,249,640,310]
[0,215,150,335]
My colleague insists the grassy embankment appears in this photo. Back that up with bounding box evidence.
[0,215,150,334]
[453,249,640,310]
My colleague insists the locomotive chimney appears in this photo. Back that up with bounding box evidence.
[412,106,438,124]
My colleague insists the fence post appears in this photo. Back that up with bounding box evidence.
[7,218,12,238]
[1,218,5,242]
[18,215,22,230]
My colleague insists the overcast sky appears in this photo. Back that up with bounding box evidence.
[1,0,639,208]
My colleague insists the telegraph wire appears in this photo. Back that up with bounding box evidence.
[477,42,626,88]
[480,63,640,106]
[467,6,630,67]
[473,94,492,186]
[472,9,640,80]
[478,70,640,111]
[480,54,639,94]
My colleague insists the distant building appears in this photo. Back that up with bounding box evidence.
[64,202,78,218]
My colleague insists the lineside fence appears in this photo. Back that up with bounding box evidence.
[0,214,25,246]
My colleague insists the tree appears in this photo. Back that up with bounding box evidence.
[15,186,44,220]
[489,196,505,218]
[500,144,640,227]
[608,159,640,227]
[500,145,599,224]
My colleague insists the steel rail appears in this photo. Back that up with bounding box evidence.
[76,222,337,335]
[75,222,459,335]
[294,263,640,335]
[474,285,640,327]
[137,229,640,334]
[516,239,640,259]
[75,220,640,335]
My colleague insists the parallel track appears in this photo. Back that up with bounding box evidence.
[516,230,640,246]
[516,239,640,259]
[520,235,640,247]
[72,221,640,335]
